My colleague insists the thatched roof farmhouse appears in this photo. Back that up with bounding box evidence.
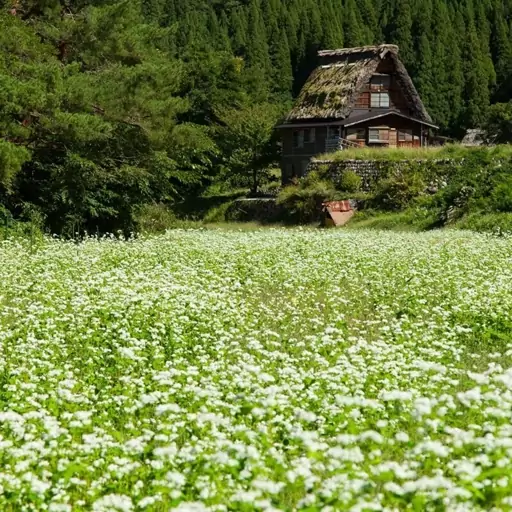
[278,44,438,183]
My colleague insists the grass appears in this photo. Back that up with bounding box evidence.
[317,143,512,162]
[344,210,512,235]
[346,209,439,231]
[451,211,512,234]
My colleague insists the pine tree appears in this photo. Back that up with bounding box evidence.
[491,3,512,87]
[229,8,247,56]
[359,0,380,43]
[461,15,491,128]
[319,0,344,49]
[429,0,455,131]
[415,34,434,114]
[389,0,414,68]
[411,0,432,77]
[217,11,232,52]
[474,1,497,89]
[268,21,293,98]
[246,0,271,72]
[208,8,231,52]
[281,1,299,55]
[343,0,366,47]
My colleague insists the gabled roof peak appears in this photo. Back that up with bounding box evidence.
[284,43,433,124]
[318,44,399,58]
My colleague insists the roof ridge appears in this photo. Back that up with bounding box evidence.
[318,44,399,58]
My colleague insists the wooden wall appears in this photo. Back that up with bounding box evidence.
[352,56,411,115]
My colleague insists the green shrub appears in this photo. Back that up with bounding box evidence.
[347,208,438,231]
[204,201,235,223]
[435,152,506,223]
[371,168,426,211]
[133,203,177,233]
[339,170,362,193]
[277,172,337,224]
[491,173,512,212]
[454,212,512,234]
[0,205,45,241]
[315,164,332,178]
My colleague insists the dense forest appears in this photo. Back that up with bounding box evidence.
[1,0,512,233]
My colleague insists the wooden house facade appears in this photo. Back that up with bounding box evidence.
[277,45,438,183]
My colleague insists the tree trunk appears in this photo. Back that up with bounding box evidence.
[251,168,258,195]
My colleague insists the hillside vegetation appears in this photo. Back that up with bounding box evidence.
[2,0,512,233]
[320,144,512,162]
[278,147,512,231]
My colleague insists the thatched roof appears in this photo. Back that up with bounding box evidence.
[285,44,433,125]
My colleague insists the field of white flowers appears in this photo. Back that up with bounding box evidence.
[0,229,511,511]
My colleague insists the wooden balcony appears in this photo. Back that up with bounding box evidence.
[325,137,361,153]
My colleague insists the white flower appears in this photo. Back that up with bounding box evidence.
[92,494,133,512]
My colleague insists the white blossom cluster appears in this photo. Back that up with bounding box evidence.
[0,229,511,510]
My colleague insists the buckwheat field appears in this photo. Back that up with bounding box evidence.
[1,229,512,511]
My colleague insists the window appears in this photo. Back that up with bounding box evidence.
[368,128,390,143]
[347,128,366,141]
[371,75,391,91]
[293,129,315,148]
[398,129,414,142]
[304,128,316,143]
[327,126,341,139]
[293,130,304,149]
[371,92,390,108]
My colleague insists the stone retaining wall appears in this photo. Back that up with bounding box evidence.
[307,158,457,191]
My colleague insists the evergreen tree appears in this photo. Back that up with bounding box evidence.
[388,0,414,68]
[229,7,247,56]
[461,15,491,128]
[491,3,512,87]
[246,0,271,72]
[319,0,344,49]
[343,0,366,47]
[429,0,456,131]
[269,27,293,98]
[415,34,434,114]
[474,1,497,89]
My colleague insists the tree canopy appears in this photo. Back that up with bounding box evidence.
[1,0,512,232]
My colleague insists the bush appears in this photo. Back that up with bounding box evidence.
[454,212,512,234]
[348,208,438,231]
[434,152,506,224]
[491,173,512,212]
[315,164,332,177]
[277,172,337,224]
[483,102,512,144]
[339,170,362,193]
[371,167,426,211]
[0,204,45,241]
[204,201,235,223]
[133,203,177,233]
